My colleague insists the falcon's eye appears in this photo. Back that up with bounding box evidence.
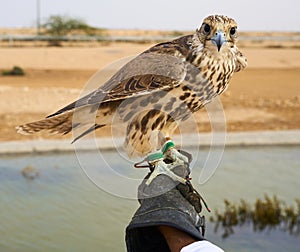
[230,27,237,36]
[203,24,211,34]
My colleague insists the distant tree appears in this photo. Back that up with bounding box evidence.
[42,15,98,36]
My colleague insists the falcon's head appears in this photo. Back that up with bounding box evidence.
[197,15,238,52]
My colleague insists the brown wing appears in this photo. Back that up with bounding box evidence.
[48,41,189,118]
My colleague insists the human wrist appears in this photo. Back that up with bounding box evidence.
[158,225,197,252]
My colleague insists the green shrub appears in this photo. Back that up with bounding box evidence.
[2,66,25,76]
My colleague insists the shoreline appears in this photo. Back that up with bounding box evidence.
[0,130,299,155]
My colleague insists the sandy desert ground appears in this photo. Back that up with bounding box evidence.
[0,41,299,142]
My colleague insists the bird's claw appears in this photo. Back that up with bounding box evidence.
[135,140,189,186]
[146,158,187,186]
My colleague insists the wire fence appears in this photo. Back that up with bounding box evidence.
[0,34,299,47]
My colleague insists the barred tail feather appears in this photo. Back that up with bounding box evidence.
[16,104,112,142]
[16,111,74,135]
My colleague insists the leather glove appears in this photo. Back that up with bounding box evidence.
[126,149,210,252]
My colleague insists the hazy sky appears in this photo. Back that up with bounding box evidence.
[1,0,300,31]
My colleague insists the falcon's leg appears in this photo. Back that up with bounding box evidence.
[142,139,189,185]
[145,151,187,186]
[161,139,189,164]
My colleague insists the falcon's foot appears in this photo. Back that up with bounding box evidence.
[135,139,189,186]
[161,140,189,164]
[146,153,187,185]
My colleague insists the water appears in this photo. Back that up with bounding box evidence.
[0,146,299,251]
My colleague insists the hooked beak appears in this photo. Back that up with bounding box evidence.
[211,31,226,52]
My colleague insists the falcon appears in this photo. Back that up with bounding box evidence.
[17,15,247,158]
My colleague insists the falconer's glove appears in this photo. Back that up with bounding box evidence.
[126,148,210,252]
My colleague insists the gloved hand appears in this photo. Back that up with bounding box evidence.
[126,148,212,252]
